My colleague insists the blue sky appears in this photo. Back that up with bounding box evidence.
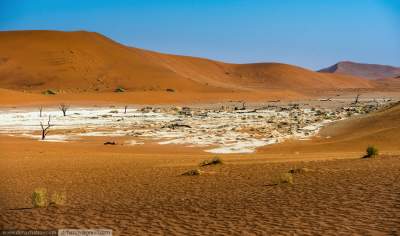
[0,0,399,69]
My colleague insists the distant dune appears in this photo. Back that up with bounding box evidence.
[319,102,400,149]
[319,61,400,80]
[261,102,400,154]
[0,30,372,96]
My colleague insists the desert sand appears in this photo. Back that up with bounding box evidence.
[1,137,399,235]
[1,101,399,235]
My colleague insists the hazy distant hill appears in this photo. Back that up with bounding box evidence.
[319,61,400,80]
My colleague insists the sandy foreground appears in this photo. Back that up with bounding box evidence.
[0,136,399,235]
[1,124,400,235]
[1,94,399,235]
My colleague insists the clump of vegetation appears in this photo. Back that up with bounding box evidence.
[42,89,57,95]
[104,141,116,145]
[114,87,126,93]
[49,192,67,206]
[181,169,203,176]
[269,173,294,186]
[31,188,48,208]
[166,88,175,92]
[363,145,379,158]
[288,167,312,174]
[200,157,223,166]
[32,188,67,208]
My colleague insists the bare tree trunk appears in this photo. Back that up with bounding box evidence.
[124,105,128,114]
[354,94,360,104]
[40,116,52,140]
[39,107,43,117]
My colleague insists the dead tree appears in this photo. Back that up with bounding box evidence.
[40,116,52,140]
[59,104,69,116]
[124,105,128,114]
[354,94,360,104]
[39,106,43,117]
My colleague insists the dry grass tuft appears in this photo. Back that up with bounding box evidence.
[50,192,67,206]
[32,188,67,208]
[200,157,223,167]
[363,145,379,158]
[31,188,48,208]
[181,169,203,176]
[268,173,294,186]
[42,89,57,95]
[114,87,126,92]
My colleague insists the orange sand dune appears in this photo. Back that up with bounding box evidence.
[373,77,400,90]
[0,30,210,93]
[0,30,373,96]
[318,102,400,149]
[229,63,372,89]
[261,102,400,154]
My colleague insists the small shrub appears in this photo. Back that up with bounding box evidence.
[50,192,67,206]
[32,188,48,208]
[114,87,126,93]
[104,141,116,145]
[42,89,57,95]
[166,88,175,92]
[270,173,294,186]
[364,146,378,158]
[181,169,203,176]
[200,157,223,166]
